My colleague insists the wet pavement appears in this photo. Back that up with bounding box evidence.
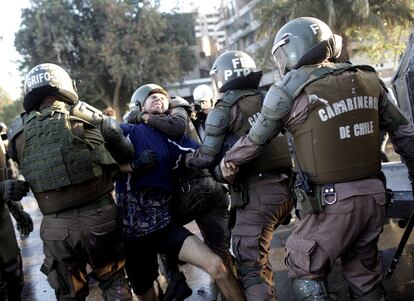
[16,191,414,301]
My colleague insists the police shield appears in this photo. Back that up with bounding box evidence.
[392,33,414,122]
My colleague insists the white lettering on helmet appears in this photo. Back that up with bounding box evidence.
[239,57,252,68]
[310,23,320,35]
[224,70,233,80]
[234,69,243,77]
[27,71,53,88]
[232,58,241,68]
[243,68,252,76]
[224,68,252,80]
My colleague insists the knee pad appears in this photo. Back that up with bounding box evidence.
[293,278,330,301]
[100,272,132,300]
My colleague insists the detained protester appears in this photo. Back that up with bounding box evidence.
[127,84,232,300]
[116,85,245,301]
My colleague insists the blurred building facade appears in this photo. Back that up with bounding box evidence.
[166,0,400,98]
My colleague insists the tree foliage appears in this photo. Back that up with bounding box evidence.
[255,0,413,69]
[0,100,24,127]
[0,87,21,126]
[15,0,196,119]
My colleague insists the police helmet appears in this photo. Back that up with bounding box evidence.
[129,84,169,111]
[271,17,342,75]
[210,50,262,94]
[23,63,79,112]
[192,84,215,110]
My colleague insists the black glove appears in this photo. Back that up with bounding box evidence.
[127,111,146,124]
[8,201,34,236]
[212,164,226,183]
[0,180,30,202]
[131,149,158,172]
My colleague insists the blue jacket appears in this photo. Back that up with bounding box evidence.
[116,123,199,192]
[115,123,199,238]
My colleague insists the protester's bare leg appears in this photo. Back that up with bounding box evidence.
[137,286,156,301]
[178,235,245,301]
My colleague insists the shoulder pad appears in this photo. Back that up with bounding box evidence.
[70,101,103,126]
[205,107,230,135]
[7,114,25,143]
[169,97,192,109]
[217,89,259,108]
[262,85,292,120]
[282,68,316,99]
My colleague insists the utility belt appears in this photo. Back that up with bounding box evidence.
[230,168,292,210]
[49,194,114,217]
[35,176,114,214]
[294,183,335,214]
[77,194,113,212]
[294,173,384,214]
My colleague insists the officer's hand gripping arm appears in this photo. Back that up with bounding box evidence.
[0,180,30,203]
[7,200,34,236]
[217,159,239,183]
[127,111,146,124]
[146,107,189,137]
[131,149,158,172]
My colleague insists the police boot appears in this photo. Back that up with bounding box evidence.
[351,285,383,301]
[99,269,132,301]
[163,271,192,301]
[0,282,8,301]
[293,278,331,300]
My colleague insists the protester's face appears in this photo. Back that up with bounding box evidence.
[143,92,169,114]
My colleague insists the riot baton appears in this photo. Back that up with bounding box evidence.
[386,209,414,279]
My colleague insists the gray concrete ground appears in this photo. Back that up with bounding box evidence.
[16,192,414,301]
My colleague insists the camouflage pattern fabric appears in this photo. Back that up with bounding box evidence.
[117,189,172,238]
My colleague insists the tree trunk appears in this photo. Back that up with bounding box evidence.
[112,78,123,122]
[337,33,350,63]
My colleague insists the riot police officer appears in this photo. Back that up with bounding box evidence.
[7,63,135,300]
[192,84,215,140]
[185,51,293,301]
[0,137,30,301]
[220,17,414,300]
